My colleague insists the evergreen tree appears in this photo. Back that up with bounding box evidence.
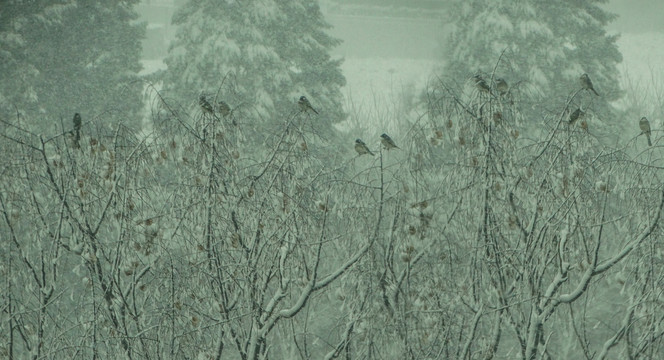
[0,0,145,132]
[160,0,346,136]
[439,0,623,136]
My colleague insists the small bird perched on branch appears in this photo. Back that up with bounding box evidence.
[72,113,82,148]
[354,139,374,156]
[473,75,490,93]
[298,95,318,114]
[569,108,584,125]
[380,133,399,150]
[639,116,652,146]
[579,74,599,96]
[495,78,509,95]
[73,113,81,131]
[199,94,215,115]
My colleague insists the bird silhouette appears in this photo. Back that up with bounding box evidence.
[380,133,399,150]
[199,94,215,115]
[569,108,585,125]
[640,117,652,146]
[579,74,599,96]
[495,78,509,95]
[72,113,82,148]
[473,75,490,93]
[354,139,375,156]
[298,96,318,114]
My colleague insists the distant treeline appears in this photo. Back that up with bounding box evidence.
[329,0,446,9]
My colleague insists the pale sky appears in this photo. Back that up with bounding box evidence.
[606,0,664,33]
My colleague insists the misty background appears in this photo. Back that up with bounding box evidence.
[137,0,664,114]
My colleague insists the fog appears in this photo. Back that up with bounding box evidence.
[3,0,664,359]
[136,0,664,126]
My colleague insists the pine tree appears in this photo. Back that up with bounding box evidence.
[0,0,145,132]
[439,0,623,134]
[160,0,346,135]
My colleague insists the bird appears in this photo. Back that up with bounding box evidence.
[380,133,399,150]
[579,74,599,96]
[473,75,491,93]
[298,95,318,114]
[495,78,509,95]
[199,94,215,115]
[569,108,584,125]
[640,117,652,146]
[73,113,82,132]
[217,100,231,117]
[72,113,82,148]
[354,139,374,156]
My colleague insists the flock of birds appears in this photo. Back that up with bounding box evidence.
[196,93,401,156]
[192,73,654,156]
[296,95,401,155]
[353,134,400,156]
[472,72,653,146]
